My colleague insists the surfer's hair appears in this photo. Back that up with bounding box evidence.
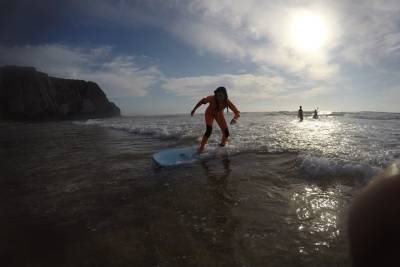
[214,86,229,113]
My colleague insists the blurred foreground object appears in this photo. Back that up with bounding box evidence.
[348,161,400,267]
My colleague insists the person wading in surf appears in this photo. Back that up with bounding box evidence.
[313,108,318,119]
[298,106,304,122]
[191,87,240,153]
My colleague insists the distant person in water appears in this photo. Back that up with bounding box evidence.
[348,161,400,267]
[298,106,303,121]
[191,87,240,153]
[313,108,318,119]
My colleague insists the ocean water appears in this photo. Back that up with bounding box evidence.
[1,112,399,266]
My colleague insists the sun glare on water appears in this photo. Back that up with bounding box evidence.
[289,11,329,53]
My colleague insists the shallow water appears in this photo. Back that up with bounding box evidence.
[1,112,399,266]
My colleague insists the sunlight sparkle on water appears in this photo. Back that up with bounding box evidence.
[291,184,343,254]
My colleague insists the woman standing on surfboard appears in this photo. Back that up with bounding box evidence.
[191,87,240,153]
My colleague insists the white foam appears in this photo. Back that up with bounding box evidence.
[298,155,379,180]
[74,113,400,171]
[74,119,195,140]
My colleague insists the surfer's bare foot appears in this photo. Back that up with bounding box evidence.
[197,147,204,154]
[219,143,226,147]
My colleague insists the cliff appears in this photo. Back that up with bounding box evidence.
[0,66,121,121]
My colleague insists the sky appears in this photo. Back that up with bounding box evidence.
[1,0,400,115]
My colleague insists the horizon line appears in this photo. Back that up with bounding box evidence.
[120,110,400,117]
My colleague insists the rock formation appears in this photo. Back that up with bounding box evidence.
[0,66,121,121]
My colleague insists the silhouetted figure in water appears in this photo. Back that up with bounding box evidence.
[348,162,400,267]
[298,106,303,122]
[313,108,318,119]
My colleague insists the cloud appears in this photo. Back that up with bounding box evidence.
[74,0,342,80]
[277,86,334,101]
[0,42,332,104]
[0,44,162,97]
[372,85,400,112]
[182,1,341,80]
[162,73,287,100]
[5,1,400,77]
[334,0,400,67]
[75,0,400,76]
[83,56,163,97]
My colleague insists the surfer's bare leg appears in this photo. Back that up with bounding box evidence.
[198,125,212,153]
[198,136,207,153]
[216,113,229,146]
[220,128,229,146]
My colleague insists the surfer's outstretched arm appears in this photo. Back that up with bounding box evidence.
[191,98,208,116]
[227,99,240,124]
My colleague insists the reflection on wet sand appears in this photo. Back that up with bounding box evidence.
[201,157,237,252]
[135,156,241,266]
[202,157,233,203]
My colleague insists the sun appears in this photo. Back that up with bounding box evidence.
[289,11,329,53]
